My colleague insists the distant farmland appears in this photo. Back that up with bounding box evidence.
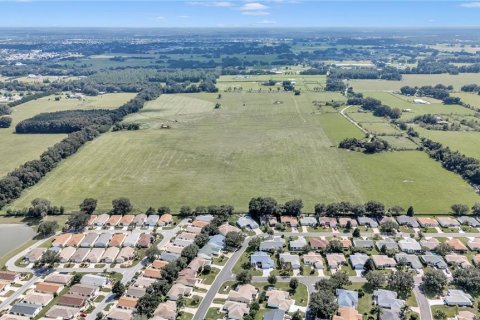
[9,92,479,213]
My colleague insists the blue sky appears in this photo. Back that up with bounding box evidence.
[1,1,480,28]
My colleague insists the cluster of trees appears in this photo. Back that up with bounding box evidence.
[8,198,65,219]
[354,97,401,119]
[136,278,173,317]
[339,136,391,153]
[310,272,351,318]
[461,84,480,93]
[16,109,114,134]
[248,197,304,220]
[421,138,480,185]
[0,87,162,209]
[400,84,460,104]
[452,267,480,295]
[8,91,53,108]
[299,63,328,75]
[112,123,140,131]
[329,66,401,80]
[315,200,408,218]
[0,116,12,128]
[325,77,346,92]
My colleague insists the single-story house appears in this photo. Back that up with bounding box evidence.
[152,259,169,270]
[69,284,99,298]
[84,248,105,263]
[457,216,480,227]
[80,274,108,287]
[340,238,352,249]
[223,301,249,320]
[44,273,73,285]
[59,247,76,263]
[195,214,214,222]
[218,223,241,236]
[446,239,468,252]
[177,232,197,241]
[268,217,278,227]
[373,289,404,309]
[95,214,110,226]
[133,214,147,227]
[398,238,422,253]
[395,216,419,228]
[375,238,398,252]
[107,309,133,320]
[185,226,202,235]
[259,236,284,251]
[167,283,192,301]
[106,215,122,227]
[9,303,42,318]
[137,233,152,248]
[303,251,324,269]
[160,252,180,262]
[421,254,447,269]
[237,216,259,230]
[228,284,258,304]
[326,253,347,270]
[133,277,156,288]
[299,216,317,227]
[94,233,112,248]
[146,215,159,227]
[24,248,45,264]
[279,252,301,269]
[437,217,460,228]
[338,218,357,228]
[53,234,72,247]
[332,307,362,320]
[143,268,162,279]
[191,220,209,229]
[319,217,337,228]
[123,233,141,247]
[46,306,80,320]
[79,233,99,248]
[349,253,369,270]
[266,289,294,312]
[417,217,438,228]
[119,215,135,227]
[177,268,199,287]
[35,282,63,294]
[126,287,146,299]
[289,236,307,251]
[420,238,439,250]
[309,238,329,250]
[467,238,480,251]
[444,289,473,307]
[336,289,358,308]
[372,255,396,269]
[357,217,378,228]
[352,239,374,249]
[474,254,480,267]
[0,271,19,283]
[395,253,422,270]
[163,243,183,255]
[445,254,471,268]
[109,233,127,247]
[70,248,90,263]
[66,234,85,247]
[0,314,30,320]
[153,301,177,320]
[22,292,53,306]
[188,257,210,272]
[58,294,87,308]
[172,238,194,248]
[263,309,285,320]
[116,247,135,264]
[102,247,120,263]
[87,215,97,226]
[158,214,173,227]
[117,296,138,310]
[280,216,298,227]
[251,252,275,269]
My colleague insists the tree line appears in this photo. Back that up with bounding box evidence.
[347,96,402,119]
[339,136,391,153]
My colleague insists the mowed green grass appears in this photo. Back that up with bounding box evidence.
[217,74,327,92]
[0,93,136,176]
[8,92,479,213]
[415,126,480,159]
[350,73,480,92]
[452,92,480,109]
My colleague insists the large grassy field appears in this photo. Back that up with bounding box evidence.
[350,73,480,92]
[8,92,479,213]
[0,92,136,176]
[415,127,480,159]
[217,74,328,92]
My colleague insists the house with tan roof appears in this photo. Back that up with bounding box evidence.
[158,214,173,226]
[71,248,90,263]
[446,239,468,252]
[102,247,120,263]
[143,268,162,279]
[66,234,85,247]
[44,273,73,285]
[327,253,347,270]
[133,214,147,227]
[218,223,241,236]
[22,292,53,306]
[340,238,352,248]
[95,214,110,226]
[153,260,169,270]
[116,247,135,263]
[177,232,197,241]
[338,218,358,228]
[126,287,146,299]
[24,248,45,264]
[87,215,97,226]
[79,233,99,248]
[445,254,472,268]
[153,300,177,320]
[188,257,210,272]
[474,254,480,267]
[372,255,396,269]
[58,294,87,308]
[106,215,122,227]
[280,216,298,227]
[420,238,439,250]
[167,283,192,301]
[227,284,258,304]
[69,284,99,298]
[268,217,278,227]
[133,277,156,288]
[309,238,328,250]
[59,246,76,263]
[109,233,126,247]
[84,248,105,263]
[53,234,72,247]
[0,271,19,282]
[107,309,133,320]
[138,233,152,248]
[117,296,138,310]
[177,269,199,287]
[223,301,249,320]
[303,251,323,269]
[119,215,135,226]
[333,307,362,320]
[35,282,63,294]
[192,220,209,228]
[266,289,294,312]
[185,226,202,235]
[163,243,183,255]
[319,217,337,228]
[417,217,438,227]
[46,305,80,320]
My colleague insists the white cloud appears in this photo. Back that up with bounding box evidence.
[242,11,270,16]
[153,16,165,20]
[240,2,269,11]
[178,15,190,19]
[460,2,480,8]
[189,1,235,7]
[257,19,276,24]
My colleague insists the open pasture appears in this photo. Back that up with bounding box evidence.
[452,92,480,109]
[0,92,135,176]
[8,92,479,213]
[216,74,326,92]
[350,73,480,92]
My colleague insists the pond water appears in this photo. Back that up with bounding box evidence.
[0,224,35,257]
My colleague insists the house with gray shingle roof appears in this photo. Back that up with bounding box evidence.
[336,289,358,308]
[457,216,480,227]
[349,253,369,270]
[133,214,147,227]
[353,239,374,249]
[263,309,285,320]
[299,216,317,227]
[259,236,284,251]
[396,216,419,228]
[10,303,42,318]
[251,252,275,269]
[160,252,180,262]
[421,254,447,269]
[398,238,422,253]
[289,237,307,251]
[79,233,99,248]
[237,216,259,230]
[395,253,422,270]
[373,289,404,310]
[124,232,141,247]
[146,215,159,227]
[94,233,112,248]
[437,217,460,227]
[279,253,300,269]
[195,214,214,222]
[444,289,473,307]
[375,238,398,252]
[357,217,378,228]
